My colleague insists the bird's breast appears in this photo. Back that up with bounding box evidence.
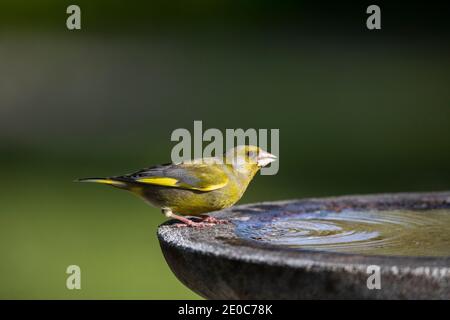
[140,176,247,215]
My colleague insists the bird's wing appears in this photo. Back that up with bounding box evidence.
[120,163,229,192]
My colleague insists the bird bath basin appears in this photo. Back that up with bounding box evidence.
[157,192,450,299]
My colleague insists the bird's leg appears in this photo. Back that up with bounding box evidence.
[162,208,214,228]
[199,215,230,224]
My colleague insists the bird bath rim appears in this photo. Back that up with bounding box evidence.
[157,191,450,299]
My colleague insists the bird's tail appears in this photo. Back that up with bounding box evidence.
[75,177,128,188]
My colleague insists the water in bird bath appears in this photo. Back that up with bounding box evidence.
[235,209,450,256]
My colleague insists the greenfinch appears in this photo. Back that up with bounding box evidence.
[78,145,277,227]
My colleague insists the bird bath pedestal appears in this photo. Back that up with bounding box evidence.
[157,192,450,299]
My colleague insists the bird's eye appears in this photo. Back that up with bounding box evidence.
[247,151,254,158]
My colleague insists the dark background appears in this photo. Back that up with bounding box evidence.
[1,1,449,298]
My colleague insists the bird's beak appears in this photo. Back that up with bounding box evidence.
[257,150,277,167]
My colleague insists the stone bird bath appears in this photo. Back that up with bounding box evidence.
[157,192,450,299]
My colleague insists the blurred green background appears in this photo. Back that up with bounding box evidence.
[0,1,449,299]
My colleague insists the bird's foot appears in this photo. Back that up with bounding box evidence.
[164,210,215,228]
[200,215,230,224]
[164,210,227,227]
[174,220,215,228]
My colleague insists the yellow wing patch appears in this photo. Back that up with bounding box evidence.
[136,176,227,191]
[136,177,179,187]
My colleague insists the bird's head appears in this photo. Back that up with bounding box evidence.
[224,145,277,176]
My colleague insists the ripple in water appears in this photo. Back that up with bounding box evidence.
[236,209,450,256]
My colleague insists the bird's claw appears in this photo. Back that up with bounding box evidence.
[174,221,215,228]
[200,216,230,224]
[173,215,230,227]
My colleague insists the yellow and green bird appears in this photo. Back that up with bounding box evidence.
[78,145,277,227]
